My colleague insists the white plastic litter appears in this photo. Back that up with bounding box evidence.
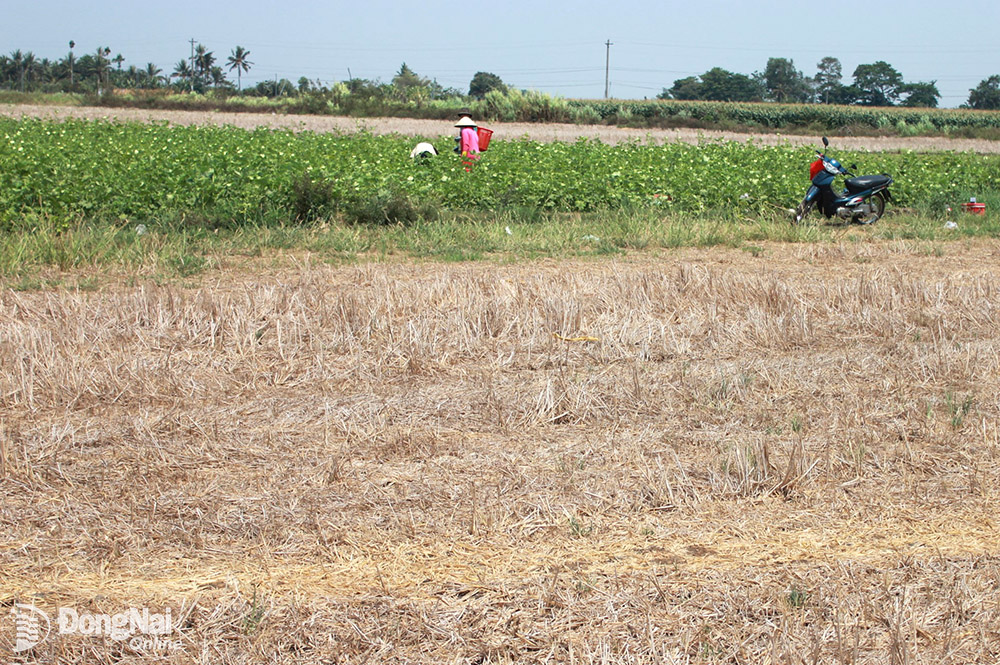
[944,221,958,230]
[504,226,513,235]
[135,224,147,236]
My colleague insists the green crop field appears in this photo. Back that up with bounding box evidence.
[567,99,1000,134]
[2,117,999,229]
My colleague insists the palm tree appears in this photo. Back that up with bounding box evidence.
[144,62,163,89]
[95,46,111,94]
[68,40,75,86]
[0,56,11,89]
[37,58,55,86]
[171,59,192,88]
[9,50,23,92]
[209,66,229,89]
[21,52,37,92]
[193,44,214,87]
[226,46,252,92]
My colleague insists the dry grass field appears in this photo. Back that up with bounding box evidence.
[4,103,1000,153]
[2,240,1000,664]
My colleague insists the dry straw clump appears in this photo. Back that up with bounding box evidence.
[2,241,1000,663]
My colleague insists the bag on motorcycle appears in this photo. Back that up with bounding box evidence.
[809,159,825,180]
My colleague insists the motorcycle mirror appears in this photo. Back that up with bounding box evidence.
[822,136,829,147]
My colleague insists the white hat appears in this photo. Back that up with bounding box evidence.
[455,117,477,128]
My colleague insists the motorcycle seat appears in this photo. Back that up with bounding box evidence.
[845,175,891,194]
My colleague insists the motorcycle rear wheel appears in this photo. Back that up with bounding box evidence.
[857,192,886,225]
[793,198,815,225]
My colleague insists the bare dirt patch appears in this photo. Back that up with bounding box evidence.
[4,102,1000,152]
[3,241,1000,663]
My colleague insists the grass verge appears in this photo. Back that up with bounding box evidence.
[1,205,996,286]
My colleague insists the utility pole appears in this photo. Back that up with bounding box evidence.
[189,38,196,92]
[604,39,613,99]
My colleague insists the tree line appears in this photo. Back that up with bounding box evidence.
[3,44,999,111]
[659,57,1000,110]
[0,42,259,95]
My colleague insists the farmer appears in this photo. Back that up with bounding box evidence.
[455,115,480,170]
[410,142,438,159]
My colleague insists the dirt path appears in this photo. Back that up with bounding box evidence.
[4,102,999,152]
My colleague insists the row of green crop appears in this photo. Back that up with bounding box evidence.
[568,99,1000,132]
[1,117,998,227]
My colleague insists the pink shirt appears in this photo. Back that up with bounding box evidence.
[460,126,480,156]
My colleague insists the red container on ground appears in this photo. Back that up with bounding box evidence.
[961,202,986,215]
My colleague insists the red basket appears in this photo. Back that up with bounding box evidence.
[961,202,986,215]
[477,127,493,151]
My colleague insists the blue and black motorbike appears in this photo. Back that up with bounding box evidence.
[793,137,894,225]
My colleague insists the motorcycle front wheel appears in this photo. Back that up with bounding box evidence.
[793,198,815,225]
[857,192,886,225]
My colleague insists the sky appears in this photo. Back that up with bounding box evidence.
[5,0,999,107]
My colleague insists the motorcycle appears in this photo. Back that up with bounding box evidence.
[793,137,893,225]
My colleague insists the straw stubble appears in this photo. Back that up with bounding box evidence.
[1,241,999,663]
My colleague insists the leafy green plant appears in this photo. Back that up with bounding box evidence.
[344,187,423,226]
[291,172,338,222]
[946,391,975,429]
[786,587,808,608]
[567,516,593,538]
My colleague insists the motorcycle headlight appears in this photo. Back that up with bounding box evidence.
[824,161,840,175]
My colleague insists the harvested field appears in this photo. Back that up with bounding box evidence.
[2,241,1000,663]
[4,103,1000,153]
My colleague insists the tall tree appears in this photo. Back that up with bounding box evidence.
[209,66,229,88]
[94,46,111,94]
[391,62,428,102]
[144,62,163,89]
[194,44,215,87]
[226,46,252,91]
[20,51,37,92]
[171,59,192,86]
[112,53,125,71]
[900,81,941,108]
[761,57,812,103]
[967,75,1000,110]
[9,50,24,91]
[852,61,904,106]
[699,67,763,102]
[814,57,842,104]
[68,40,75,86]
[37,58,56,85]
[660,76,703,100]
[469,71,506,99]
